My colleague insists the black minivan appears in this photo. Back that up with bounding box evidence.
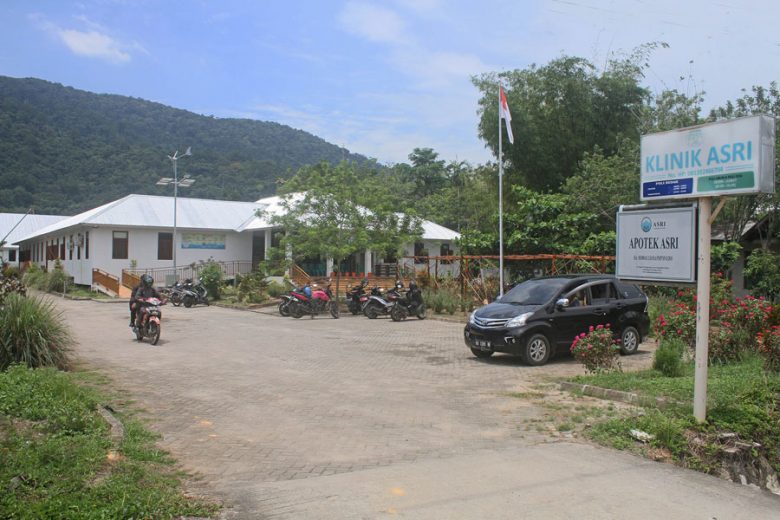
[463,275,650,366]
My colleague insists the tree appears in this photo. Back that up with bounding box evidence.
[472,52,649,191]
[267,161,422,299]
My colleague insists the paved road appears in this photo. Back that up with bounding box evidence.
[56,297,779,519]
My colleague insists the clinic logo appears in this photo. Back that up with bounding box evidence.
[641,217,652,233]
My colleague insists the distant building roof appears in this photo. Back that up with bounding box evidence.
[1,213,68,248]
[242,194,461,241]
[14,194,266,243]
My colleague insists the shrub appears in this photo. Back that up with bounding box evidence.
[46,262,69,293]
[707,326,748,364]
[718,296,773,350]
[22,263,46,290]
[570,324,621,374]
[198,262,223,300]
[0,273,26,305]
[0,293,72,370]
[237,270,269,303]
[653,337,685,377]
[757,326,780,372]
[655,303,696,349]
[266,280,287,298]
[745,248,780,302]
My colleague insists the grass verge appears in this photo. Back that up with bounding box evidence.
[570,355,780,477]
[0,364,219,519]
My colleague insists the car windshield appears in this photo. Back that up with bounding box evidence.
[499,278,569,305]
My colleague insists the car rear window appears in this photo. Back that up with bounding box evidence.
[615,281,644,299]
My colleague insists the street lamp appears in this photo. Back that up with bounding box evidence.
[157,147,194,283]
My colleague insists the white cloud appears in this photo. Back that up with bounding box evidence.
[31,14,136,64]
[338,2,410,45]
[58,29,131,63]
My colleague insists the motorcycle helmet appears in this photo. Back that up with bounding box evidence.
[408,281,418,291]
[395,280,403,290]
[141,274,154,287]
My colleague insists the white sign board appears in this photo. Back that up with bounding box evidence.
[616,206,696,283]
[641,114,775,200]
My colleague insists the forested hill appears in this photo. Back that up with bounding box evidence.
[0,76,368,214]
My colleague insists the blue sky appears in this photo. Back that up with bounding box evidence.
[1,1,778,165]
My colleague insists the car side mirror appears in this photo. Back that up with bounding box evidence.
[556,298,570,309]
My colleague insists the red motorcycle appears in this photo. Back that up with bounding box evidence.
[288,284,339,319]
[134,297,165,345]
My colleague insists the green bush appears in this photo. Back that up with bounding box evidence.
[0,294,72,370]
[46,265,69,293]
[653,337,685,377]
[198,262,223,300]
[22,264,46,290]
[238,270,269,303]
[267,280,287,298]
[745,249,780,302]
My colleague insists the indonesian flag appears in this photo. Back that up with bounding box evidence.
[499,85,514,144]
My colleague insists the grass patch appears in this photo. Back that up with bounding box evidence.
[571,355,780,476]
[0,365,219,519]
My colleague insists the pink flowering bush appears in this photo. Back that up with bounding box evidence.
[655,303,696,349]
[570,324,621,374]
[757,326,780,372]
[718,296,773,350]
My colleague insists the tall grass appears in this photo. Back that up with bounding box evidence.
[0,293,72,370]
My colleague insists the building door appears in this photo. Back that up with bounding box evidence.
[252,231,266,270]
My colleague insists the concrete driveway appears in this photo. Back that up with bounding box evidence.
[56,297,779,519]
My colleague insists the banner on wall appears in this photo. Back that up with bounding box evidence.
[181,233,226,250]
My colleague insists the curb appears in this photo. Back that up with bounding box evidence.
[559,381,678,408]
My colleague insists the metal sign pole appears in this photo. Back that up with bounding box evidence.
[693,197,712,422]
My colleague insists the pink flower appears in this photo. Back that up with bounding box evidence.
[589,325,594,332]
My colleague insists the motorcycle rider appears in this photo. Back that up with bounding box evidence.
[132,274,162,328]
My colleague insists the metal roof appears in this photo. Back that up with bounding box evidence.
[14,194,266,243]
[1,213,68,248]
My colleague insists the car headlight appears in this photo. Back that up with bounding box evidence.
[469,310,478,325]
[506,312,533,328]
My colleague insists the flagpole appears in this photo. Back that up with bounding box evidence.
[498,84,504,297]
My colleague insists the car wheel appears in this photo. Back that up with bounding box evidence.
[470,347,494,359]
[620,325,640,355]
[524,333,551,366]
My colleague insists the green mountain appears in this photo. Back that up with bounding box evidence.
[0,76,368,214]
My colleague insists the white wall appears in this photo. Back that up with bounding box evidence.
[21,226,253,286]
[399,239,460,277]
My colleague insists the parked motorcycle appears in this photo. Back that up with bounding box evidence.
[389,281,427,321]
[288,283,339,319]
[346,278,369,315]
[363,282,403,319]
[181,278,209,308]
[134,296,165,345]
[168,280,188,307]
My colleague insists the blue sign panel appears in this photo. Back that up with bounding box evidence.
[642,178,693,198]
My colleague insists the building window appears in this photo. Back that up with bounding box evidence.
[59,237,65,259]
[85,232,89,259]
[414,242,425,257]
[112,231,128,259]
[9,250,16,262]
[68,235,73,260]
[157,232,173,260]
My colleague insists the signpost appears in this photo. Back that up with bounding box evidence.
[630,114,776,423]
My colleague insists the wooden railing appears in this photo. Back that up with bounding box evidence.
[92,268,120,295]
[122,271,141,289]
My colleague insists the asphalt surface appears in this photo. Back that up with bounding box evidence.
[55,296,780,519]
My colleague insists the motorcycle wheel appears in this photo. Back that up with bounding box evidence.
[171,293,182,307]
[149,322,161,345]
[416,304,427,320]
[348,301,359,315]
[183,295,194,308]
[364,303,379,319]
[278,301,290,317]
[329,301,340,319]
[391,305,407,322]
[290,302,304,319]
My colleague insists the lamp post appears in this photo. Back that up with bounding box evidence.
[157,147,193,283]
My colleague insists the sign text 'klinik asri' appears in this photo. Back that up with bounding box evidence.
[641,114,775,200]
